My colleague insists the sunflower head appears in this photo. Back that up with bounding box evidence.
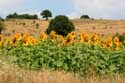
[14,32,22,41]
[105,37,113,48]
[70,31,76,36]
[40,32,47,41]
[57,35,64,43]
[79,32,86,42]
[23,32,30,46]
[114,37,119,43]
[50,31,56,35]
[50,31,56,41]
[65,34,73,45]
[29,37,37,45]
[100,40,106,48]
[84,35,90,43]
[92,33,98,40]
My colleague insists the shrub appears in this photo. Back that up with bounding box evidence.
[23,22,26,26]
[6,13,38,19]
[33,20,36,24]
[80,14,90,19]
[0,17,4,21]
[36,23,39,29]
[46,15,75,36]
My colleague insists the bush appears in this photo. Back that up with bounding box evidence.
[36,23,39,29]
[80,15,90,19]
[0,17,4,21]
[23,22,26,26]
[6,13,38,19]
[46,15,75,36]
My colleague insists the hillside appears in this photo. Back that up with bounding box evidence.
[3,19,125,37]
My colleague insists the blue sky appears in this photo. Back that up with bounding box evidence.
[20,0,74,16]
[0,0,74,18]
[0,0,125,19]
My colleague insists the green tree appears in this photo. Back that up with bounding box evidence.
[40,10,52,20]
[46,15,75,36]
[6,13,18,19]
[6,13,38,19]
[0,17,4,21]
[80,14,90,19]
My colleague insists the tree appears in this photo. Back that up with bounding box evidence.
[40,10,52,20]
[0,21,5,34]
[80,14,90,19]
[6,13,38,19]
[6,13,18,19]
[0,17,4,21]
[46,15,75,36]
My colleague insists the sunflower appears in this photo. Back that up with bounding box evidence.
[14,32,22,41]
[114,37,119,43]
[40,32,47,41]
[91,33,99,46]
[23,32,30,46]
[57,35,64,43]
[84,35,90,44]
[57,35,65,47]
[100,40,106,48]
[11,37,17,46]
[70,31,76,37]
[29,37,37,45]
[79,32,86,42]
[105,37,113,49]
[65,33,74,45]
[50,31,56,41]
[113,37,121,50]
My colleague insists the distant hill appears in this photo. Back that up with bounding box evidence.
[3,19,125,38]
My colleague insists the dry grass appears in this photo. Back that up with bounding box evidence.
[3,19,125,38]
[3,19,49,36]
[0,61,125,83]
[72,19,125,38]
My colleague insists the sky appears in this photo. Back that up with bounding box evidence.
[0,0,125,19]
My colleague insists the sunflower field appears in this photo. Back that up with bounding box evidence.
[0,31,125,76]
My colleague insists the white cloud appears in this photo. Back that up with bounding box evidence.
[0,0,24,6]
[70,0,125,19]
[0,0,24,17]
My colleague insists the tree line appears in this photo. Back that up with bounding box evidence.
[5,10,52,20]
[0,9,90,21]
[6,13,38,19]
[0,9,91,36]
